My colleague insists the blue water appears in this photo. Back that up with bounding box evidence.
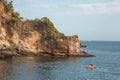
[0,41,120,80]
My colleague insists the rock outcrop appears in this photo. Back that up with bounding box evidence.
[0,0,93,58]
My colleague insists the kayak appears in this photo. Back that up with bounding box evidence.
[85,66,96,69]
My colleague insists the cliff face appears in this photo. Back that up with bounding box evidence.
[15,21,81,56]
[0,0,91,58]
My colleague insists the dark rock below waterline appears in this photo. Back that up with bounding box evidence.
[0,49,16,59]
[0,49,95,59]
[78,51,95,57]
[80,44,87,48]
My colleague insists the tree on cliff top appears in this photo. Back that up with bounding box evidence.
[4,0,22,26]
[4,0,13,12]
[41,17,59,39]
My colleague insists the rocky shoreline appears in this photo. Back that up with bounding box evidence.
[0,48,94,59]
[0,0,94,59]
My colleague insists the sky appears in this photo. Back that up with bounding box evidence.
[12,0,120,41]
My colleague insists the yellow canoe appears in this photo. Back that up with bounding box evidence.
[85,65,96,69]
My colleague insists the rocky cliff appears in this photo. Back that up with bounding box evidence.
[0,0,92,58]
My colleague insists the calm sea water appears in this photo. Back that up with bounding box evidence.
[0,41,120,80]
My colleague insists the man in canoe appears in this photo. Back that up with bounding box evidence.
[85,64,96,69]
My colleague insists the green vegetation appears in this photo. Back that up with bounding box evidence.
[4,0,13,12]
[3,0,65,39]
[4,0,21,26]
[10,12,20,25]
[41,17,67,39]
[73,35,78,38]
[12,12,20,19]
[41,17,59,39]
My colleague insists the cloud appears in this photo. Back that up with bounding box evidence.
[32,0,120,15]
[69,1,120,15]
[29,0,58,9]
[15,0,120,16]
[33,3,58,8]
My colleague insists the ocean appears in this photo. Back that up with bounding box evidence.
[0,41,120,80]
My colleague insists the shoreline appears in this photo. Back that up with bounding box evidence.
[0,49,95,59]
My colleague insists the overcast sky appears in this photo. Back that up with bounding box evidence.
[13,0,120,41]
